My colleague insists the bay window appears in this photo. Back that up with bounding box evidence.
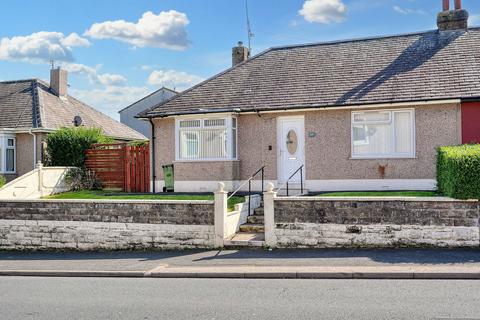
[351,109,415,158]
[0,133,16,173]
[176,116,237,160]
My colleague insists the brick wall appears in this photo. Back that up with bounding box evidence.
[273,198,480,248]
[0,200,215,251]
[0,220,214,251]
[0,200,214,225]
[275,199,479,226]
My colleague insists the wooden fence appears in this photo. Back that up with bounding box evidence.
[85,143,150,193]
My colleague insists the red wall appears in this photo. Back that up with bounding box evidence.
[462,102,480,144]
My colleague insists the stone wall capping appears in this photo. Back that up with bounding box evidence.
[0,199,215,205]
[274,196,477,203]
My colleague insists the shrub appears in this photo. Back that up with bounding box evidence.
[437,144,480,200]
[65,167,102,191]
[128,140,149,147]
[0,175,6,188]
[45,127,113,167]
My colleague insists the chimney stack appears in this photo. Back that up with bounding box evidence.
[232,41,250,67]
[437,0,469,31]
[50,67,68,97]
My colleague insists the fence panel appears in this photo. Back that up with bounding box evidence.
[85,143,150,192]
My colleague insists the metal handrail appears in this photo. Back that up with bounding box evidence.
[227,165,265,216]
[276,165,304,196]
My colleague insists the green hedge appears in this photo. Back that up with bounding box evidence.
[437,144,480,200]
[45,127,113,167]
[0,175,6,188]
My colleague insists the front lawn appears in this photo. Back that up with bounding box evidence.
[314,191,439,197]
[46,190,245,211]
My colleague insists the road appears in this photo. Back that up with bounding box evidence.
[0,277,479,319]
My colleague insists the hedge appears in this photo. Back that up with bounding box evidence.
[45,127,113,167]
[437,144,480,200]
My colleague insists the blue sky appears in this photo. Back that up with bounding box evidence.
[1,0,479,119]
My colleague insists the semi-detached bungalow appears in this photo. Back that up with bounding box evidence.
[138,1,480,193]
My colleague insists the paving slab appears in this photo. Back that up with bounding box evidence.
[0,249,479,279]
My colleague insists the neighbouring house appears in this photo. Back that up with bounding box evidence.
[119,87,177,139]
[0,67,146,181]
[138,1,480,193]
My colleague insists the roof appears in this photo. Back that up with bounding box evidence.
[140,28,480,118]
[118,87,178,113]
[0,79,146,140]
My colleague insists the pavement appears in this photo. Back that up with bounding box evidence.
[0,248,480,279]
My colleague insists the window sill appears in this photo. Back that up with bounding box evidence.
[350,156,417,160]
[174,159,240,163]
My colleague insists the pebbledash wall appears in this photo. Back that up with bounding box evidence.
[265,195,480,248]
[151,103,460,193]
[0,200,215,250]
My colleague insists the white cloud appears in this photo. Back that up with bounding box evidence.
[85,10,190,50]
[299,0,347,24]
[70,86,151,119]
[147,69,203,90]
[62,33,92,47]
[0,31,90,63]
[62,62,97,75]
[393,6,426,15]
[97,73,128,86]
[140,64,160,71]
[62,62,127,86]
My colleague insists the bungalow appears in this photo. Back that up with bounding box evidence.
[0,68,145,181]
[138,1,480,193]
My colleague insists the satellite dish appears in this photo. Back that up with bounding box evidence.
[73,115,83,127]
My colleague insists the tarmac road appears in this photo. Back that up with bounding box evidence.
[0,277,479,320]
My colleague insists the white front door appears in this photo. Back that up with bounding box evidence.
[277,116,305,183]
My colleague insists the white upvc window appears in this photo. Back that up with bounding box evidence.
[351,109,415,159]
[0,133,16,174]
[176,116,238,161]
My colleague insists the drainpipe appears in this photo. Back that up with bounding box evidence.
[28,129,37,169]
[149,119,156,193]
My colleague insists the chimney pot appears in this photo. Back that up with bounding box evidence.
[443,0,449,11]
[455,0,462,10]
[50,67,68,97]
[232,41,250,67]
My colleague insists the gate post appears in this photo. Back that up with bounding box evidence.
[264,182,277,247]
[214,182,227,248]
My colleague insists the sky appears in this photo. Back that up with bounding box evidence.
[1,0,480,120]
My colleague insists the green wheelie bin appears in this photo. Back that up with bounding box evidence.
[162,164,174,192]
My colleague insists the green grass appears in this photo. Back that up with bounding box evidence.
[315,191,439,197]
[46,190,245,211]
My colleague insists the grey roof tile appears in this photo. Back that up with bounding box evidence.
[0,79,145,140]
[141,28,480,118]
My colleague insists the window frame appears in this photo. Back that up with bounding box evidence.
[175,115,238,162]
[0,133,16,174]
[351,108,415,159]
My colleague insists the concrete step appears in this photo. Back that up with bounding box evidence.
[224,232,265,247]
[253,207,264,216]
[239,224,265,233]
[247,215,264,224]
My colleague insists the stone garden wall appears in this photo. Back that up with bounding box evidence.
[0,200,215,250]
[272,197,480,248]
